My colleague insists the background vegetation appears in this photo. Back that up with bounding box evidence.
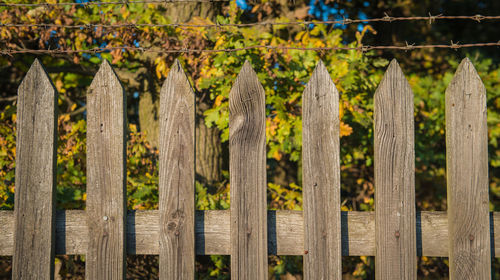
[0,0,499,278]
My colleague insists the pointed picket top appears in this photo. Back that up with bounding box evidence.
[375,59,411,98]
[230,60,263,96]
[161,59,194,100]
[304,60,339,104]
[230,60,264,95]
[239,59,256,78]
[89,59,123,94]
[19,58,56,98]
[446,57,486,99]
[229,60,266,136]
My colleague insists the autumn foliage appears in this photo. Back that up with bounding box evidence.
[1,0,500,278]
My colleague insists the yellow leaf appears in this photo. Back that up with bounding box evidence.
[214,35,226,49]
[214,95,224,107]
[190,17,214,25]
[155,59,165,79]
[294,31,305,41]
[55,79,63,92]
[121,6,130,19]
[340,121,353,137]
[70,103,77,112]
[301,32,310,45]
[272,150,282,161]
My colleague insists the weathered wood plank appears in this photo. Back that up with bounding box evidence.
[159,59,196,279]
[445,58,491,279]
[374,59,417,279]
[302,60,342,279]
[1,210,500,256]
[229,61,268,279]
[86,60,127,280]
[13,59,58,280]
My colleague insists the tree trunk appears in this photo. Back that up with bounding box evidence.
[138,92,159,148]
[195,102,223,185]
[138,3,225,185]
[166,3,223,23]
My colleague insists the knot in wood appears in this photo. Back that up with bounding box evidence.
[395,230,400,238]
[167,221,178,232]
[170,209,185,220]
[167,210,185,233]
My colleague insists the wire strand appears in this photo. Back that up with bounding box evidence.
[1,15,500,29]
[0,0,229,7]
[1,41,499,55]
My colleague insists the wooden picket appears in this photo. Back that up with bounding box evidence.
[86,61,127,279]
[374,59,417,279]
[12,59,58,279]
[446,58,491,279]
[229,61,268,279]
[159,59,196,278]
[302,60,342,278]
[0,57,498,280]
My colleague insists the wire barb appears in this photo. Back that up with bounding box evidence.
[383,13,393,22]
[473,14,485,22]
[427,13,442,24]
[404,41,415,51]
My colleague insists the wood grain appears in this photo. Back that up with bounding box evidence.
[159,59,196,279]
[13,59,58,280]
[229,61,268,279]
[302,60,342,279]
[445,58,491,279]
[1,210,500,256]
[86,60,127,280]
[374,59,417,279]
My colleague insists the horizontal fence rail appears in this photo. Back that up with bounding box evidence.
[1,210,500,257]
[0,58,498,279]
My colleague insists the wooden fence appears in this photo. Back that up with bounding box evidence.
[0,57,498,279]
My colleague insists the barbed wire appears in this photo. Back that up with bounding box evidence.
[0,0,229,7]
[1,15,500,30]
[1,41,499,55]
